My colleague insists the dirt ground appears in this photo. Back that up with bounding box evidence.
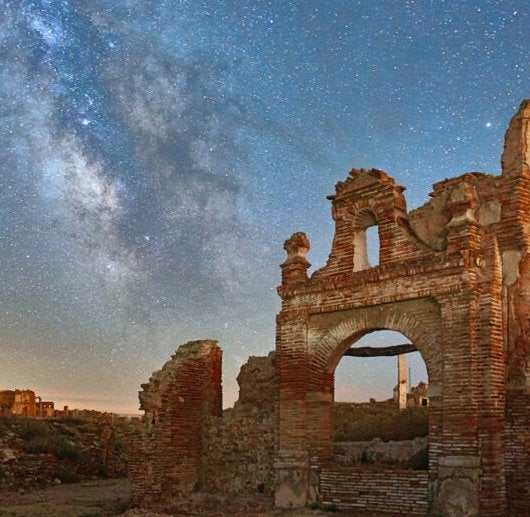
[0,479,130,517]
[0,479,399,517]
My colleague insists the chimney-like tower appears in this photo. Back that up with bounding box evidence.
[502,99,530,178]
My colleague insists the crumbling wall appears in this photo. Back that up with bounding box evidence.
[0,390,37,417]
[129,344,277,512]
[334,437,427,469]
[275,101,530,515]
[128,340,222,511]
[201,352,277,501]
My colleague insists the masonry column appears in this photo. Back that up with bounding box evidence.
[435,292,481,517]
[435,187,483,516]
[475,233,506,517]
[275,233,311,507]
[398,354,407,410]
[499,99,530,516]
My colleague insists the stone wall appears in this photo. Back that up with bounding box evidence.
[128,340,222,511]
[334,437,427,469]
[0,421,128,489]
[201,352,277,500]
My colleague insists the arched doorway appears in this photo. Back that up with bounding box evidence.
[300,299,442,514]
[276,162,511,515]
[333,330,429,451]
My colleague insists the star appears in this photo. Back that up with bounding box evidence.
[0,0,528,412]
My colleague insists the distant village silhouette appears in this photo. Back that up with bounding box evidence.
[0,388,136,421]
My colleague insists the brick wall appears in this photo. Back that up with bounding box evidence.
[505,390,530,515]
[128,340,222,511]
[129,346,277,512]
[275,101,530,514]
[201,353,277,500]
[319,465,428,515]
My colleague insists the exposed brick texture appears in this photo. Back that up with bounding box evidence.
[201,353,277,499]
[320,466,429,515]
[275,100,530,516]
[129,101,530,516]
[130,346,277,513]
[128,340,222,511]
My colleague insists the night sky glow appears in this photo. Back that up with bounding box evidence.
[1,1,528,413]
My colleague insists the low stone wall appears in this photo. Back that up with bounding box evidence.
[0,420,128,490]
[6,454,61,487]
[334,437,427,469]
[319,465,428,515]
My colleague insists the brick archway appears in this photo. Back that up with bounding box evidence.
[304,299,441,470]
[275,103,530,515]
[275,169,509,515]
[310,298,440,382]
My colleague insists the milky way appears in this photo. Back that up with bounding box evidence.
[1,1,528,411]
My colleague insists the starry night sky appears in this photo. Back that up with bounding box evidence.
[1,0,528,412]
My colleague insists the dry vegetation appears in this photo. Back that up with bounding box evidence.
[0,416,128,488]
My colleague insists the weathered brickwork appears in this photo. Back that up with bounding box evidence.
[130,101,530,516]
[201,353,277,499]
[275,100,530,516]
[128,340,222,511]
[320,466,429,515]
[130,346,277,513]
[505,391,530,515]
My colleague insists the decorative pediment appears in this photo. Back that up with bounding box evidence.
[331,168,403,198]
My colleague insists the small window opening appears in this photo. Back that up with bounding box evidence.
[366,225,380,267]
[352,210,379,271]
[353,225,380,271]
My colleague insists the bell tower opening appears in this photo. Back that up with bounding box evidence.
[353,209,379,271]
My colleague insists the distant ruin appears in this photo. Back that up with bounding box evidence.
[0,389,59,418]
[129,100,530,516]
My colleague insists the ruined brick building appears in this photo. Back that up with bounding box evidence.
[0,389,62,418]
[129,100,530,516]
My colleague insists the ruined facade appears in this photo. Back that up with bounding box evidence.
[275,100,530,516]
[0,390,37,417]
[0,389,66,418]
[131,101,530,516]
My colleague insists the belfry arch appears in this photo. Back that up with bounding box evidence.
[274,101,530,516]
[352,208,379,270]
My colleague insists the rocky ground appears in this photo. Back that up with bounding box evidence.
[0,478,400,517]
